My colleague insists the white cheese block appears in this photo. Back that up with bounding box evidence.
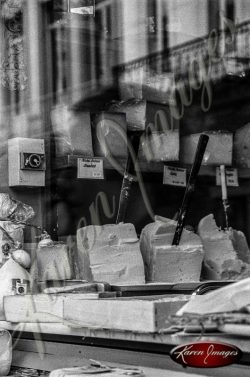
[180,131,233,165]
[109,99,146,131]
[91,112,127,158]
[140,218,204,283]
[77,223,145,284]
[139,131,179,162]
[36,243,74,282]
[198,214,250,280]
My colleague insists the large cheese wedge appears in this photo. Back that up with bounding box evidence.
[140,218,204,283]
[198,214,250,280]
[77,223,145,284]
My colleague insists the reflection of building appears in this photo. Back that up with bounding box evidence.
[1,0,250,234]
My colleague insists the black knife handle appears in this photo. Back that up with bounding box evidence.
[172,134,209,246]
[189,134,209,184]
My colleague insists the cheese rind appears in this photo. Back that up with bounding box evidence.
[198,214,250,280]
[140,219,204,283]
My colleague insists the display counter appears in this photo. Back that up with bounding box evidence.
[1,321,250,377]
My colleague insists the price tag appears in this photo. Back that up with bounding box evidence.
[77,158,104,180]
[163,166,187,187]
[216,167,239,187]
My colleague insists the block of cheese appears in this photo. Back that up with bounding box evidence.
[139,102,180,162]
[77,223,145,284]
[36,242,74,282]
[91,112,127,158]
[180,131,233,165]
[109,99,146,131]
[140,218,204,283]
[139,131,179,162]
[234,123,250,167]
[51,105,93,156]
[198,214,250,280]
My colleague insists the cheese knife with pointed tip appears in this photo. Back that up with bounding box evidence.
[172,134,209,246]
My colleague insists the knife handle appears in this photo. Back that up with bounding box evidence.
[189,134,209,184]
[116,132,142,224]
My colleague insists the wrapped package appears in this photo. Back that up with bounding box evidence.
[140,218,204,283]
[109,99,146,131]
[0,193,34,221]
[77,223,145,284]
[51,105,93,156]
[91,112,127,158]
[198,214,250,280]
[0,194,34,263]
[180,131,233,165]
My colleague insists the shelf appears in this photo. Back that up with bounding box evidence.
[54,155,250,179]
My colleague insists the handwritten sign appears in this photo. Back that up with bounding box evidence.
[163,166,187,187]
[216,167,239,187]
[77,158,104,179]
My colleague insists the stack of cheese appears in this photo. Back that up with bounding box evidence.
[140,218,204,283]
[198,214,250,280]
[77,223,145,284]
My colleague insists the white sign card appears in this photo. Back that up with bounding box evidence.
[77,158,104,180]
[216,167,239,187]
[163,166,187,187]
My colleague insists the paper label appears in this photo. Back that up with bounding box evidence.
[77,158,104,179]
[216,167,239,187]
[163,166,187,187]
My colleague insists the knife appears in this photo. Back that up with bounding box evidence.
[172,134,209,246]
[116,131,142,224]
[220,164,230,229]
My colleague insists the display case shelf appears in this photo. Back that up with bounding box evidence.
[54,154,250,178]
